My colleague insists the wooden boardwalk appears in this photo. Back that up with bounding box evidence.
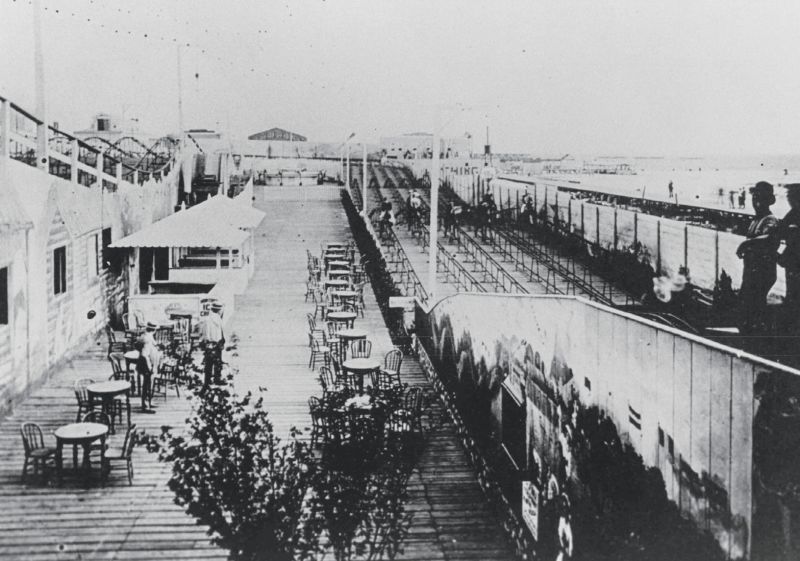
[0,185,516,561]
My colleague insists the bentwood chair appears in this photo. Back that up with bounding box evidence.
[20,423,56,484]
[318,366,340,395]
[349,339,372,359]
[74,378,97,422]
[103,423,136,485]
[308,335,331,370]
[105,324,127,356]
[387,386,424,435]
[308,397,327,447]
[382,348,403,386]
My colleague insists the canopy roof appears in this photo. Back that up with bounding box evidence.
[110,205,248,249]
[183,194,265,229]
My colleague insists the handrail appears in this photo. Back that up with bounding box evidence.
[2,92,180,185]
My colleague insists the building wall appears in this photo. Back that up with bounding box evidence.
[415,293,794,559]
[0,230,28,409]
[0,155,181,413]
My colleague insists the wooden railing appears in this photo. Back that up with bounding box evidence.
[0,93,178,190]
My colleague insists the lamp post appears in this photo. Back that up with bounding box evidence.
[343,132,355,192]
[362,142,368,216]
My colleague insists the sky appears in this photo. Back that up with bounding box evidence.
[1,0,799,156]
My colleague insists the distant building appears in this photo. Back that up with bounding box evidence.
[380,132,471,159]
[186,128,222,141]
[74,112,151,143]
[249,128,307,142]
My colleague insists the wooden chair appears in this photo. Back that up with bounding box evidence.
[307,313,324,340]
[308,397,327,447]
[326,322,343,357]
[103,423,136,485]
[388,387,424,435]
[382,348,403,386]
[308,335,330,370]
[311,289,326,320]
[82,411,112,426]
[105,324,126,356]
[318,366,339,395]
[349,339,372,359]
[153,327,174,352]
[20,423,56,483]
[74,378,97,422]
[153,359,181,400]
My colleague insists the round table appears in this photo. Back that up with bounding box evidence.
[337,328,368,360]
[331,290,358,299]
[88,380,131,434]
[123,350,140,392]
[342,358,381,392]
[324,279,350,290]
[327,242,348,248]
[328,260,351,269]
[327,311,357,328]
[328,270,352,281]
[54,422,109,486]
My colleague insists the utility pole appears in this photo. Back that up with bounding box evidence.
[345,143,350,192]
[362,142,368,215]
[428,113,440,299]
[177,45,184,145]
[33,0,48,170]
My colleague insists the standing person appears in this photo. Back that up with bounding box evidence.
[778,183,800,332]
[737,181,780,334]
[668,180,674,199]
[729,190,737,209]
[717,186,725,205]
[135,334,158,413]
[738,186,747,209]
[197,302,225,386]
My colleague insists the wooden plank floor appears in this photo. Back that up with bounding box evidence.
[0,185,515,561]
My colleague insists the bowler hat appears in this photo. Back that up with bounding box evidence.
[210,302,223,311]
[146,321,158,330]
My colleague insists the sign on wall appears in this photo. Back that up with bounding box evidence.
[522,480,540,541]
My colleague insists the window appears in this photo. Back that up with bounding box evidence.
[87,234,99,277]
[53,246,67,295]
[101,227,115,271]
[97,118,110,131]
[0,267,8,325]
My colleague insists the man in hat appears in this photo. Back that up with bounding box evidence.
[136,322,161,412]
[736,181,780,334]
[197,302,225,386]
[778,183,800,331]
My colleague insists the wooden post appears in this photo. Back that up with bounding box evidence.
[613,209,618,251]
[684,225,689,273]
[714,230,720,285]
[656,220,662,275]
[70,139,79,183]
[568,197,572,234]
[596,206,600,245]
[634,212,638,246]
[0,100,10,158]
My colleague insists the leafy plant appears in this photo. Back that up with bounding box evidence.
[144,382,324,561]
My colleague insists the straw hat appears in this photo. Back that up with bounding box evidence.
[145,321,158,331]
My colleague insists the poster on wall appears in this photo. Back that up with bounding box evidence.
[522,480,540,540]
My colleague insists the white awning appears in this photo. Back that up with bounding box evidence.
[110,207,248,249]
